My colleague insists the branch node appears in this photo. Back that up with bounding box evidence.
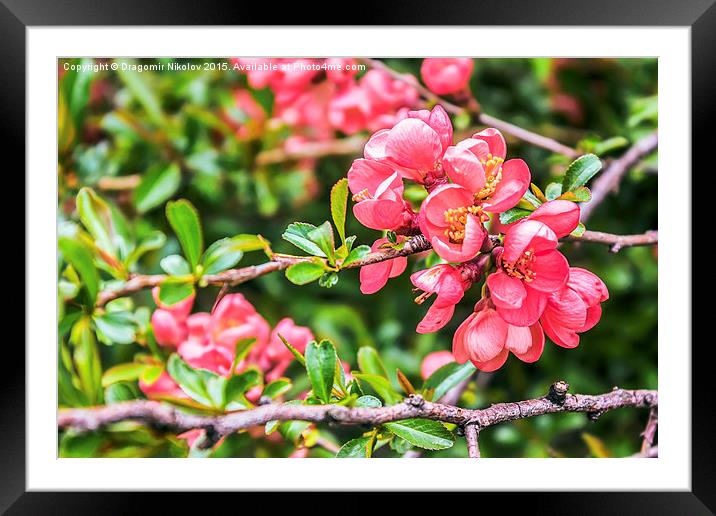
[406,394,425,408]
[547,381,570,405]
[587,410,603,422]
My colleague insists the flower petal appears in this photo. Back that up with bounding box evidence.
[527,200,580,238]
[416,303,456,334]
[502,220,557,263]
[494,286,548,327]
[484,159,531,213]
[353,199,405,230]
[359,261,393,295]
[508,322,545,363]
[529,250,569,293]
[442,145,487,192]
[472,128,507,160]
[385,118,443,171]
[487,271,526,309]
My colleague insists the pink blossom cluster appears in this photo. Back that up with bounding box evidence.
[347,105,608,372]
[141,288,314,400]
[231,58,420,140]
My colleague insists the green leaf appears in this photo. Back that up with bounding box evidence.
[282,222,326,257]
[166,354,213,407]
[60,432,103,458]
[285,261,325,285]
[562,154,602,192]
[423,361,475,401]
[158,280,195,306]
[225,369,261,409]
[105,382,140,404]
[384,419,454,450]
[225,234,267,253]
[342,245,371,268]
[330,178,349,245]
[126,231,166,268]
[499,207,532,225]
[277,333,306,366]
[557,186,592,203]
[355,395,382,408]
[93,311,137,345]
[305,340,337,404]
[166,199,203,271]
[134,163,181,213]
[231,338,257,374]
[140,365,163,384]
[530,183,548,203]
[545,182,563,201]
[201,237,245,275]
[318,272,338,288]
[59,237,99,305]
[262,378,292,399]
[357,346,389,378]
[593,136,629,156]
[70,317,103,404]
[336,436,373,458]
[76,187,117,255]
[115,59,165,125]
[353,373,402,405]
[160,254,191,276]
[308,221,336,264]
[570,222,586,238]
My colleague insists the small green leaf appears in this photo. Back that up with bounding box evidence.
[530,183,548,203]
[166,354,213,407]
[318,272,338,288]
[545,182,563,201]
[307,221,336,264]
[93,311,137,345]
[305,340,337,404]
[76,187,117,255]
[134,162,181,213]
[342,244,371,268]
[160,255,191,276]
[562,154,602,192]
[59,237,99,305]
[384,419,454,450]
[353,373,402,405]
[158,280,195,306]
[357,346,389,378]
[423,361,475,401]
[126,231,166,268]
[140,365,163,385]
[227,234,268,253]
[570,222,586,237]
[336,436,373,458]
[557,186,592,203]
[355,395,382,408]
[166,199,203,271]
[225,369,261,409]
[262,378,292,399]
[593,136,629,156]
[499,207,532,225]
[201,237,245,275]
[105,382,140,404]
[277,333,306,366]
[231,338,257,374]
[115,59,165,125]
[330,178,349,244]
[101,362,149,387]
[285,261,325,285]
[282,222,326,257]
[70,317,103,404]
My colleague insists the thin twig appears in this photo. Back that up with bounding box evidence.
[96,229,657,307]
[580,131,658,222]
[255,135,367,166]
[640,407,658,456]
[359,58,579,159]
[464,423,481,458]
[59,383,657,459]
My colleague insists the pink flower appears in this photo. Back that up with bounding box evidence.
[208,293,271,351]
[420,350,456,379]
[150,288,195,347]
[486,220,569,326]
[361,69,419,114]
[540,267,609,348]
[325,58,359,85]
[444,129,531,213]
[348,158,411,230]
[328,82,372,135]
[453,298,544,372]
[411,264,471,333]
[254,318,315,382]
[420,58,474,95]
[418,184,488,263]
[366,105,453,183]
[359,237,408,294]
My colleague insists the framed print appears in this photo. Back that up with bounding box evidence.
[4,0,709,511]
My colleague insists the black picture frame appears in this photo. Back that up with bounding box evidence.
[5,0,707,511]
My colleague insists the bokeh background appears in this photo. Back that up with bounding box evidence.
[58,57,657,458]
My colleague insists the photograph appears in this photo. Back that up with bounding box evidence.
[55,56,659,460]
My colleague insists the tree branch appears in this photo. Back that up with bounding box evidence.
[464,423,481,458]
[359,58,580,159]
[96,229,657,306]
[254,135,367,166]
[58,382,657,457]
[580,131,658,222]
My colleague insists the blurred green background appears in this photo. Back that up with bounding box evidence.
[58,57,657,458]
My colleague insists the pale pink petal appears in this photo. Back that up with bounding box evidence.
[389,256,408,278]
[364,129,390,160]
[452,314,475,364]
[472,128,506,160]
[421,183,475,227]
[529,250,569,293]
[580,304,602,332]
[360,261,393,295]
[528,200,580,238]
[544,287,587,329]
[151,309,186,347]
[442,146,487,192]
[420,351,456,380]
[568,267,609,304]
[467,310,507,362]
[457,137,490,160]
[416,304,456,334]
[484,159,531,213]
[472,348,509,372]
[353,199,405,230]
[495,287,548,327]
[508,322,545,363]
[541,310,580,348]
[487,271,526,309]
[428,105,454,153]
[385,118,442,171]
[502,220,558,263]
